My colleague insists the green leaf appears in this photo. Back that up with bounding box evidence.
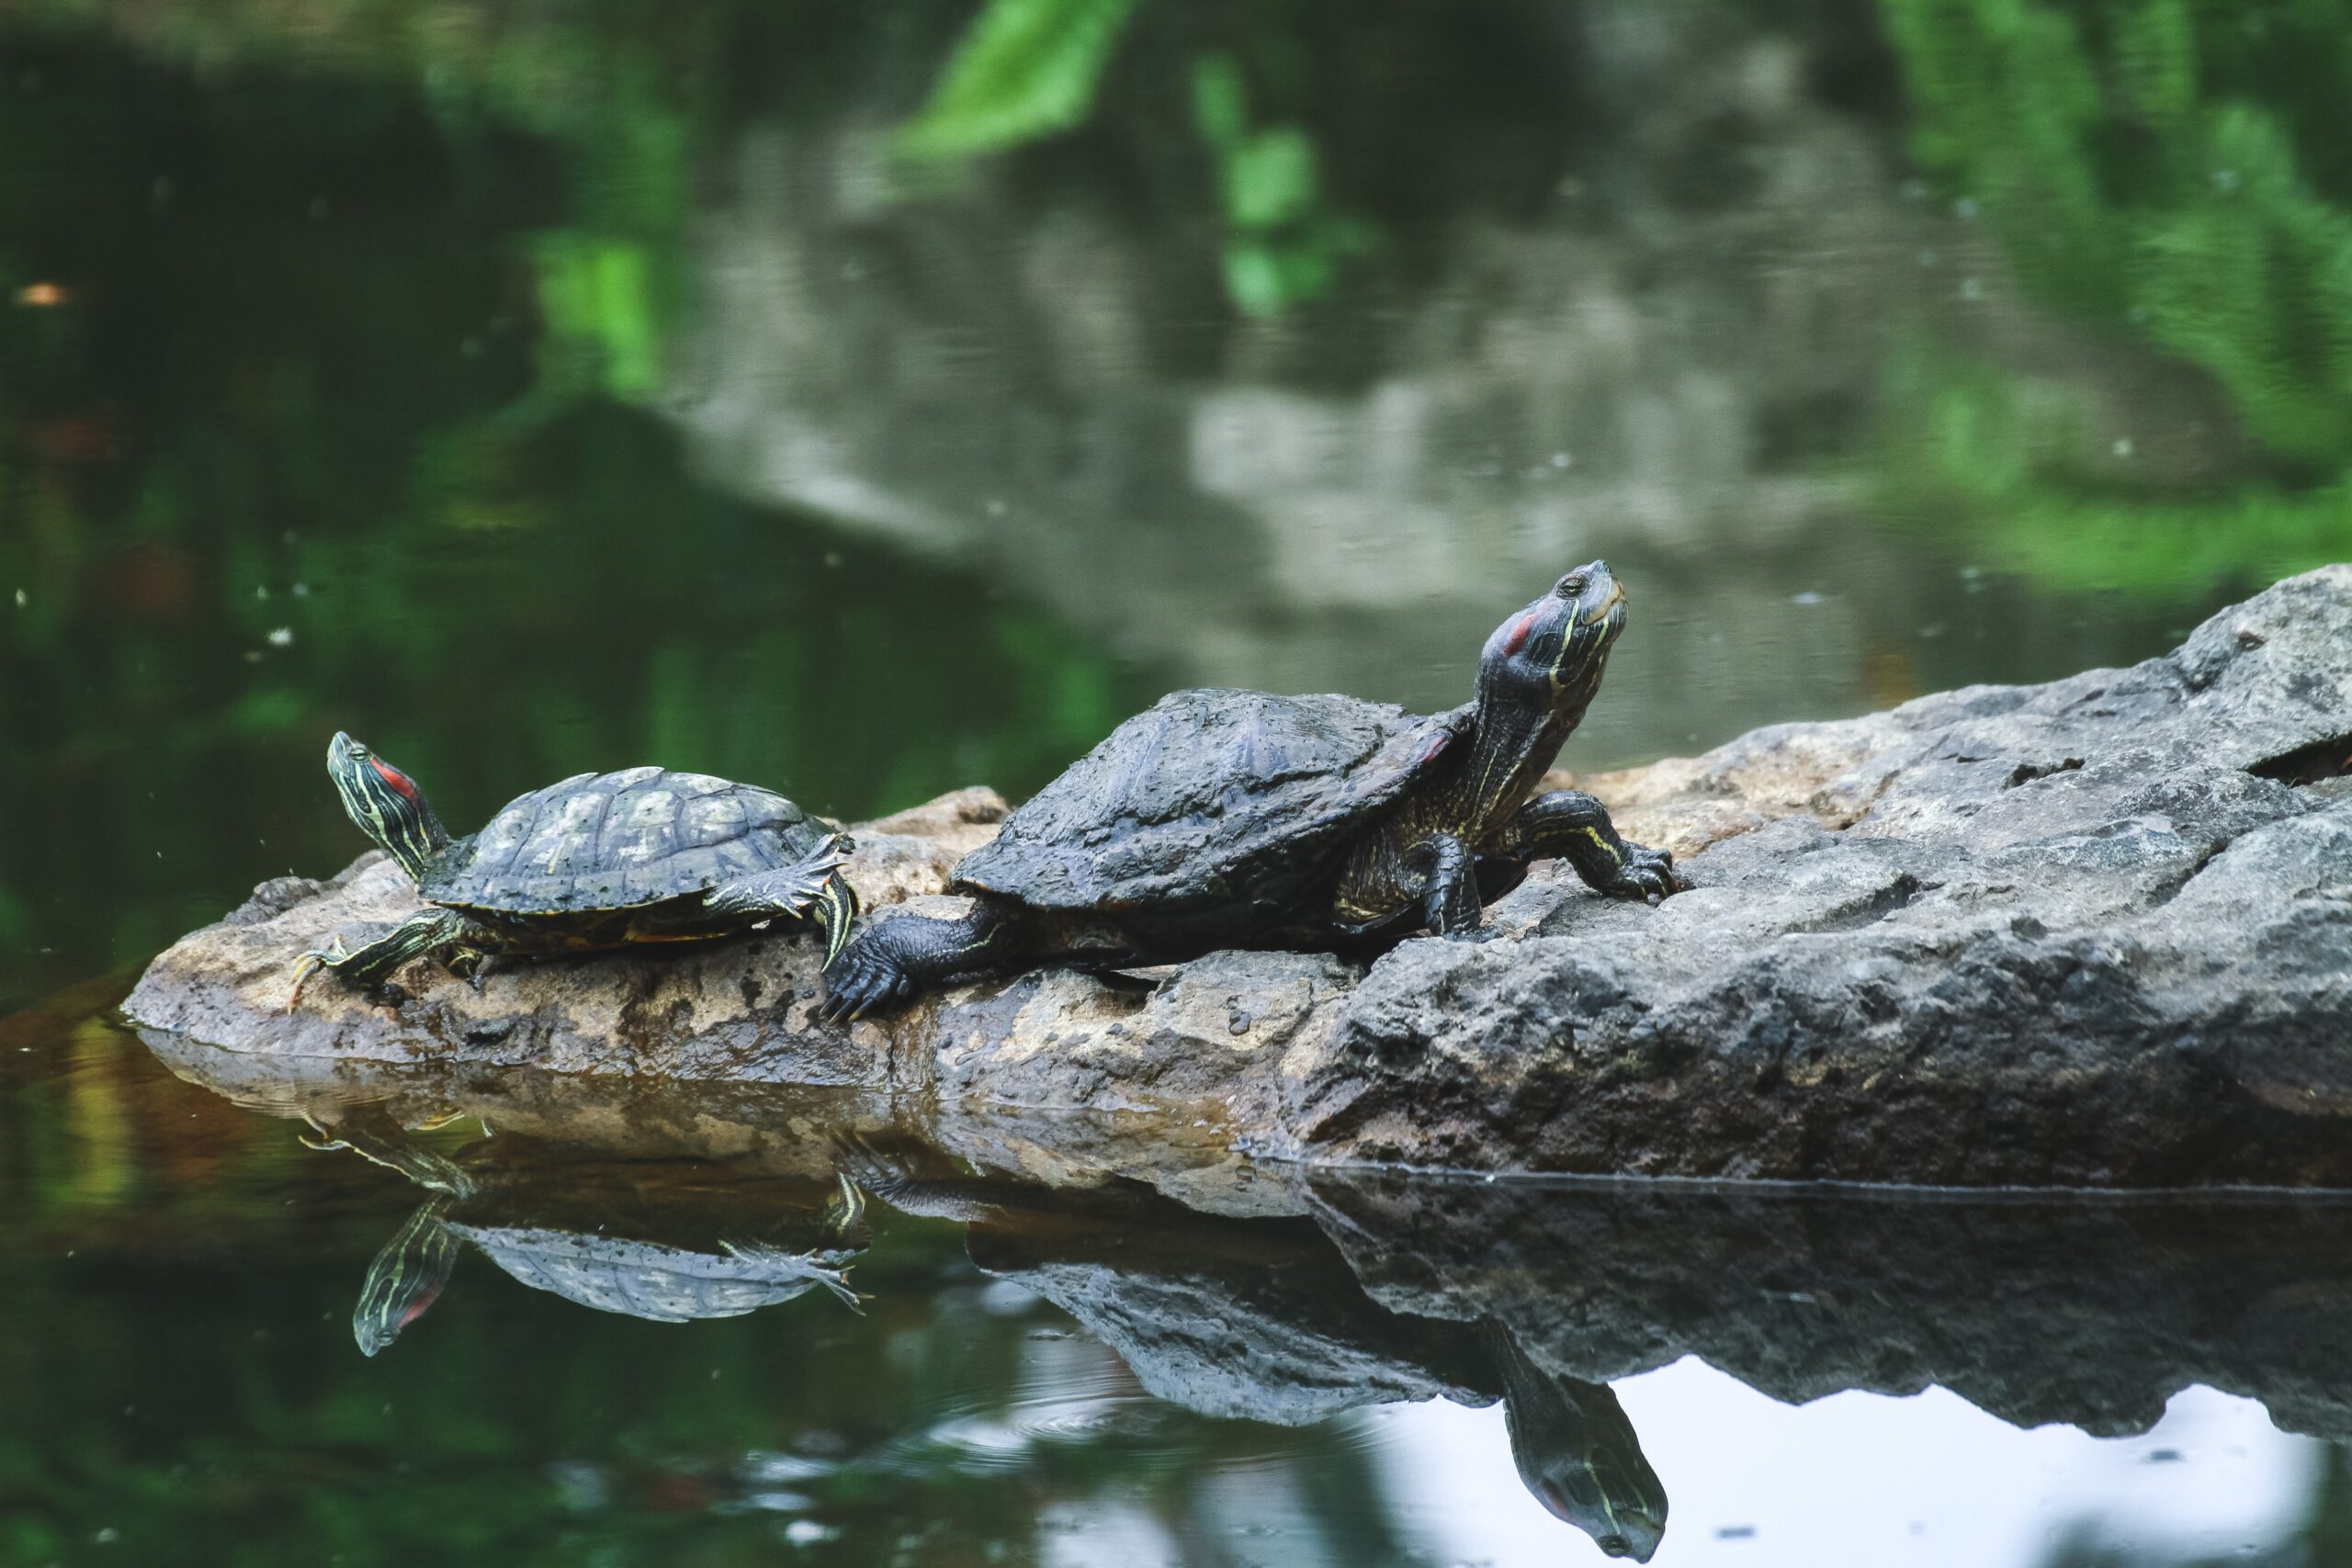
[899,0,1145,160]
[531,235,662,400]
[1225,127,1317,230]
[1221,241,1287,317]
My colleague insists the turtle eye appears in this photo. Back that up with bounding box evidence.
[1559,573,1589,598]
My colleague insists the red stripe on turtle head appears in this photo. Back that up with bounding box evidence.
[1503,613,1537,657]
[369,756,421,804]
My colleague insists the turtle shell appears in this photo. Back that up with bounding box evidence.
[952,689,1469,924]
[446,1224,853,1323]
[417,766,831,916]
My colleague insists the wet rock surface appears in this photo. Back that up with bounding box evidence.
[127,570,2352,1187]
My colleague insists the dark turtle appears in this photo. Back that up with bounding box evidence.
[1482,1320,1668,1562]
[820,560,1676,1019]
[294,732,858,998]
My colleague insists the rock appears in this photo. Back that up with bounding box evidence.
[1277,567,2352,1184]
[1304,1171,2352,1443]
[125,570,2352,1187]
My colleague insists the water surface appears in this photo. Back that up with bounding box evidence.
[6,997,2350,1565]
[5,3,2350,1562]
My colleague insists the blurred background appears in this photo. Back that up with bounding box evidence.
[6,0,2350,1004]
[5,3,2352,1564]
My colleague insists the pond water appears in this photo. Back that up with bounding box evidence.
[4,1,2350,1563]
[8,1000,2352,1566]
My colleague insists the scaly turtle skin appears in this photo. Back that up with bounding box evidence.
[1483,1320,1668,1561]
[820,560,1677,1019]
[294,732,858,999]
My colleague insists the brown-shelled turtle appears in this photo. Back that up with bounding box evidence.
[294,732,858,998]
[820,560,1677,1019]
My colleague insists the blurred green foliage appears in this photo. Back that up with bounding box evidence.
[903,0,1374,313]
[530,234,664,400]
[4,0,2348,994]
[1191,51,1373,316]
[899,0,1144,158]
[1877,335,2352,592]
[1883,0,2352,466]
[1877,0,2352,585]
[0,31,1144,1002]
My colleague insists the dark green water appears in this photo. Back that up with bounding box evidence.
[5,2,2351,1563]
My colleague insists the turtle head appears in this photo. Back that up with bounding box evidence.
[327,732,450,881]
[1524,1436,1668,1562]
[1478,561,1628,721]
[1488,1325,1669,1563]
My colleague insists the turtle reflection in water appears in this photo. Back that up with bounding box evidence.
[353,1190,867,1355]
[293,732,859,999]
[823,561,1679,1018]
[311,1111,870,1356]
[838,1138,1669,1561]
[1485,1321,1668,1561]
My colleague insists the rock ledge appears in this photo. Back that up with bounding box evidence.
[125,570,2352,1187]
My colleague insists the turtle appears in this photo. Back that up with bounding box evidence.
[305,1106,872,1354]
[293,731,859,999]
[1481,1320,1668,1561]
[349,1180,870,1354]
[819,559,1677,1019]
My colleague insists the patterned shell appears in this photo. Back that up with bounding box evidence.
[952,688,1469,917]
[417,766,829,914]
[447,1225,851,1323]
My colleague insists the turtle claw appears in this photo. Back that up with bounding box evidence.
[1609,845,1681,905]
[287,939,349,1011]
[818,942,918,1024]
[447,949,492,992]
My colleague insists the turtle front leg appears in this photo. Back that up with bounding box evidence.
[1409,832,1485,937]
[1502,790,1679,904]
[705,835,859,963]
[290,907,472,1006]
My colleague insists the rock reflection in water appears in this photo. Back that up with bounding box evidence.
[146,1030,2352,1565]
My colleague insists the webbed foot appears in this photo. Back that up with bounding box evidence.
[717,1238,867,1313]
[1602,842,1681,905]
[288,908,466,1006]
[817,934,922,1023]
[817,907,1014,1022]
